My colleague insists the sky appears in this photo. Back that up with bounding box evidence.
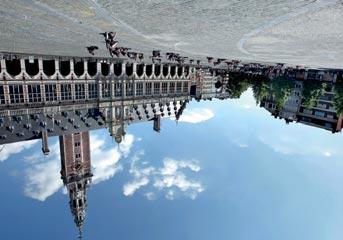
[1,88,343,240]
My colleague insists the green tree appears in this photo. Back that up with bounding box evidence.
[301,81,327,108]
[333,81,343,116]
[226,73,251,98]
[251,79,270,105]
[270,77,295,108]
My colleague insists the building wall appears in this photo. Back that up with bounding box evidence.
[60,132,91,181]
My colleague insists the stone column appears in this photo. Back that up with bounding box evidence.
[132,62,137,78]
[167,65,171,79]
[110,74,114,99]
[109,62,114,76]
[71,80,75,101]
[20,58,25,79]
[38,57,43,73]
[56,83,61,101]
[84,80,89,100]
[98,76,102,100]
[172,80,176,93]
[84,61,88,79]
[70,59,74,79]
[40,81,46,103]
[143,64,146,78]
[23,81,29,103]
[121,62,126,76]
[0,59,6,73]
[167,81,170,95]
[122,78,126,98]
[97,62,101,75]
[3,84,10,104]
[55,59,60,79]
[143,79,146,95]
[132,79,135,97]
[152,64,155,79]
[160,80,162,94]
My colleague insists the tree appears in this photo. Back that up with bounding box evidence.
[225,73,251,98]
[269,77,295,108]
[251,79,269,105]
[301,81,327,108]
[333,81,343,116]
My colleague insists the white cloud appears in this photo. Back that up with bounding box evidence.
[117,135,135,158]
[124,150,155,197]
[24,142,62,201]
[24,158,63,201]
[165,189,175,201]
[258,126,342,159]
[23,132,135,201]
[172,108,214,124]
[24,152,43,164]
[123,177,150,196]
[232,140,249,148]
[324,152,332,158]
[144,192,156,200]
[154,169,204,196]
[123,156,204,200]
[160,158,201,175]
[91,134,134,184]
[238,143,249,148]
[0,140,39,162]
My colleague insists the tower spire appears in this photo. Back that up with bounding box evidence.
[78,226,83,240]
[60,132,92,238]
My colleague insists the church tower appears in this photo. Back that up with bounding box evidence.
[59,131,92,236]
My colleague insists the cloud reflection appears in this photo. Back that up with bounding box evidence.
[124,153,204,200]
[172,108,214,124]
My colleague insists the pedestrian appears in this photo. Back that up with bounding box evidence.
[87,46,99,55]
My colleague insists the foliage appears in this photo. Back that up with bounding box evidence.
[225,73,251,99]
[251,79,269,105]
[269,77,295,108]
[301,81,327,108]
[333,81,343,116]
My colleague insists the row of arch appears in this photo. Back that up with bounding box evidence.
[1,58,191,80]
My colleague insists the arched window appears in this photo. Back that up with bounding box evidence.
[6,59,21,76]
[154,65,161,77]
[163,65,169,77]
[74,61,84,76]
[25,59,39,76]
[101,63,109,76]
[136,64,144,77]
[170,66,176,77]
[146,65,152,77]
[43,60,55,76]
[87,61,97,76]
[113,63,122,76]
[126,63,133,76]
[60,61,70,76]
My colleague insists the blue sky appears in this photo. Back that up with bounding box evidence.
[1,88,343,240]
